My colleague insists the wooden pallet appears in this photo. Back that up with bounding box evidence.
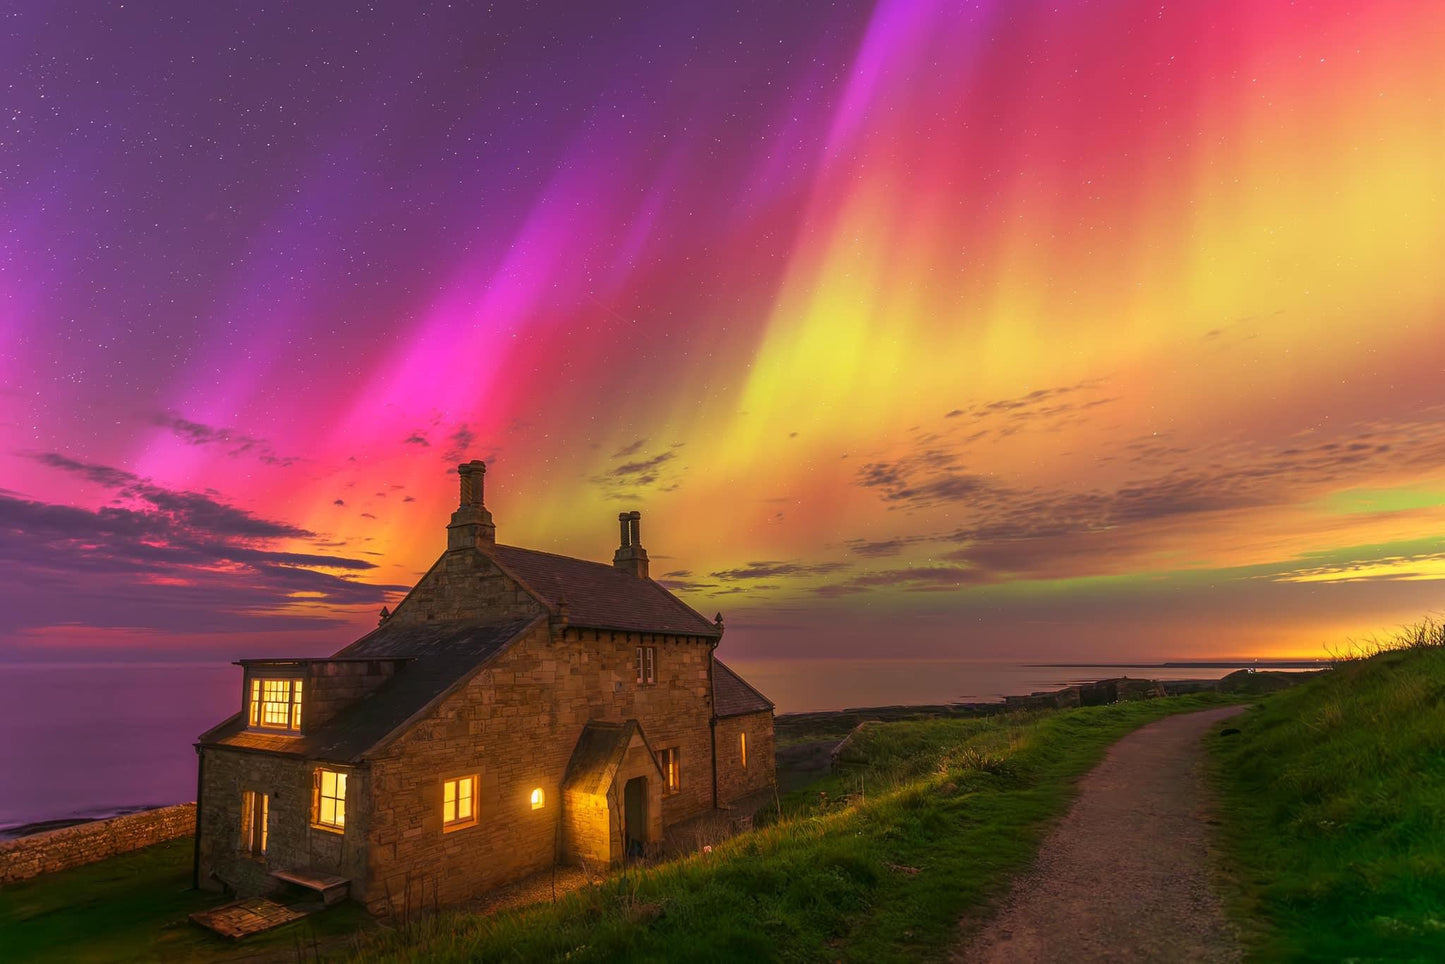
[189,897,308,940]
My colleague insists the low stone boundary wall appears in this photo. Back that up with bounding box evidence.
[0,803,196,885]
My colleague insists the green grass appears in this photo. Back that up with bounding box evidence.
[351,693,1232,963]
[0,836,375,963]
[1210,635,1445,960]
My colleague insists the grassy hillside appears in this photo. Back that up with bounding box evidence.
[349,693,1229,963]
[0,837,375,962]
[1211,628,1445,959]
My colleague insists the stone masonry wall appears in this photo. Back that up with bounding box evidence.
[197,748,369,899]
[365,622,562,913]
[302,659,404,729]
[0,803,196,885]
[362,621,717,913]
[386,549,544,625]
[715,712,777,805]
[561,789,610,866]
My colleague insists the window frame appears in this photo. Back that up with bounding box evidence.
[240,790,268,857]
[442,774,478,832]
[635,645,657,685]
[530,787,545,811]
[247,675,304,733]
[312,767,348,833]
[657,746,681,795]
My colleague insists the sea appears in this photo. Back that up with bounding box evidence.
[0,658,1319,833]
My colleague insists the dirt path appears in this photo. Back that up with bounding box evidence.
[955,705,1246,963]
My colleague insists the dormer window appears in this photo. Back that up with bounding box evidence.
[248,677,303,731]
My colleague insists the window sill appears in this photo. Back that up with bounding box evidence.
[310,822,345,835]
[442,819,478,834]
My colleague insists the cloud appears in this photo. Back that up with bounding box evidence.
[3,455,404,634]
[403,432,431,447]
[1269,553,1445,584]
[612,439,647,458]
[855,448,998,510]
[591,445,686,498]
[615,451,676,480]
[843,536,928,558]
[711,560,852,581]
[441,424,475,463]
[844,412,1445,588]
[814,565,987,597]
[655,577,720,593]
[153,414,297,467]
[37,454,308,540]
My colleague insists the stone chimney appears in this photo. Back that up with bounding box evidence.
[447,460,496,550]
[612,510,649,578]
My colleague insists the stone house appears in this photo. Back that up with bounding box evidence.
[194,461,775,912]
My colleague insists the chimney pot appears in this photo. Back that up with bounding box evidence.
[447,460,495,548]
[612,509,649,578]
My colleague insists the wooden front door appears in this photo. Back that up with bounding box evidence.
[623,776,648,858]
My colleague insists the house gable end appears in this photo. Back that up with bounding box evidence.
[382,547,547,628]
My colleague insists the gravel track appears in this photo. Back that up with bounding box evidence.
[955,705,1246,963]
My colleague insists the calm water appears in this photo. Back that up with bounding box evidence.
[0,658,1301,831]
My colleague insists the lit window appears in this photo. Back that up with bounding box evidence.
[443,775,477,830]
[249,677,303,732]
[657,747,680,794]
[635,645,656,684]
[313,768,347,831]
[740,731,748,769]
[531,787,545,810]
[240,790,268,856]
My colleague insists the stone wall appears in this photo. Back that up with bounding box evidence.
[366,621,562,913]
[303,658,405,729]
[0,803,196,885]
[196,748,369,899]
[362,620,719,913]
[715,712,777,805]
[386,549,545,625]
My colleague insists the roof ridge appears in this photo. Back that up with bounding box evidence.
[492,543,615,569]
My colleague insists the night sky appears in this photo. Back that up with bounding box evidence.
[3,1,1444,664]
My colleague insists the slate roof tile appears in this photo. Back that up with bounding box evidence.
[713,658,774,718]
[200,616,539,762]
[487,544,720,638]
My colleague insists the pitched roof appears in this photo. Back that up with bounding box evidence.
[199,616,539,762]
[561,720,660,796]
[487,544,720,638]
[713,658,774,718]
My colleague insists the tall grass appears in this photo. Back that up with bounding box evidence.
[348,694,1230,963]
[1325,614,1445,664]
[1211,623,1445,959]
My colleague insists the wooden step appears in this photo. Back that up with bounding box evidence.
[269,868,350,905]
